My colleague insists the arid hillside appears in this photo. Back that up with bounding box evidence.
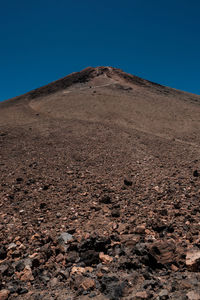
[0,67,200,300]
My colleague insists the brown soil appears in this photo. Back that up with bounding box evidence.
[0,67,200,299]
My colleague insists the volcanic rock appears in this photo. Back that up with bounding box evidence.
[0,290,10,300]
[186,248,200,271]
[1,66,200,299]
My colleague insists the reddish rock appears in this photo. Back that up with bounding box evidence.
[80,278,95,290]
[187,291,200,300]
[99,252,113,264]
[135,291,149,299]
[148,239,176,265]
[186,248,200,271]
[16,265,34,281]
[135,225,146,234]
[0,290,10,300]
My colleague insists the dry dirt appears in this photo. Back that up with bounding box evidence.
[0,67,200,299]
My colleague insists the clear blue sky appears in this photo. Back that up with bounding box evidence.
[0,0,200,101]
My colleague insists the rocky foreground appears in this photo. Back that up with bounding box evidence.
[1,154,200,300]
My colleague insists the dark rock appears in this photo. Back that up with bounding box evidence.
[142,279,158,289]
[111,209,120,218]
[80,250,99,266]
[4,264,14,277]
[100,195,112,204]
[16,177,23,183]
[140,239,179,272]
[119,257,141,270]
[100,276,126,299]
[174,202,181,209]
[79,236,111,253]
[57,270,69,280]
[32,258,40,269]
[66,251,79,263]
[152,223,167,233]
[134,243,147,256]
[40,202,47,209]
[100,275,119,291]
[7,282,19,294]
[42,185,49,190]
[0,264,9,276]
[15,261,25,272]
[17,287,28,295]
[0,247,7,260]
[26,178,36,185]
[193,170,199,177]
[124,179,132,186]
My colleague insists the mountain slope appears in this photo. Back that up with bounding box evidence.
[1,66,200,145]
[0,67,200,299]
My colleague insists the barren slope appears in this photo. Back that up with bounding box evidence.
[0,67,200,299]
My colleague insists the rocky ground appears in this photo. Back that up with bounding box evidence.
[1,67,200,299]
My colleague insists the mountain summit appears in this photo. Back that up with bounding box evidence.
[2,66,182,102]
[1,66,200,145]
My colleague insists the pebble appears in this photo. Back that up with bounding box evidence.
[186,248,200,271]
[80,278,95,291]
[99,252,113,264]
[135,291,149,299]
[7,243,17,250]
[187,291,200,300]
[58,232,73,244]
[0,290,10,300]
[135,225,146,234]
[158,289,169,299]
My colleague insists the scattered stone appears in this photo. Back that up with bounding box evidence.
[16,177,23,183]
[0,290,10,300]
[171,264,179,271]
[187,291,200,300]
[111,209,120,218]
[66,251,79,263]
[18,288,28,295]
[99,252,113,264]
[16,265,34,281]
[80,278,95,291]
[0,263,9,275]
[186,248,200,271]
[157,289,169,299]
[42,185,49,190]
[56,253,64,263]
[148,240,176,266]
[0,246,7,260]
[50,277,58,287]
[135,225,146,234]
[124,179,132,186]
[40,202,47,209]
[15,260,25,272]
[80,250,99,266]
[99,195,112,204]
[58,232,73,244]
[135,291,149,299]
[71,266,86,275]
[193,170,199,177]
[7,242,17,250]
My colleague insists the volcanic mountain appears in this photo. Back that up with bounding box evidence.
[1,67,200,299]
